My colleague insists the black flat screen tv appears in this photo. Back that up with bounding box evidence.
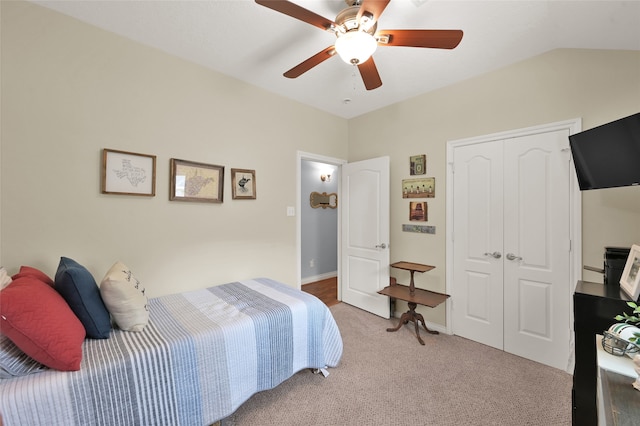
[569,112,640,190]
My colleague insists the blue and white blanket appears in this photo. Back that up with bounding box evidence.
[0,278,343,425]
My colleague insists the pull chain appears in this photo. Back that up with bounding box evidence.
[352,66,358,92]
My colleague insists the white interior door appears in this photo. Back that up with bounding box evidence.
[451,129,572,370]
[502,130,571,370]
[340,156,390,318]
[451,140,505,349]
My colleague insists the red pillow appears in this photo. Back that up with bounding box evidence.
[0,277,85,371]
[11,266,54,287]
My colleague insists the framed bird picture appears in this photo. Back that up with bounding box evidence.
[231,168,256,200]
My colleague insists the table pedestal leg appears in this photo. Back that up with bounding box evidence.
[386,302,439,345]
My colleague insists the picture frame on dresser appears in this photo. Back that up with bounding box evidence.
[170,158,224,203]
[620,244,640,301]
[101,149,156,196]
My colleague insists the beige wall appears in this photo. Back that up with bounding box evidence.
[349,48,640,325]
[2,2,640,320]
[0,1,347,296]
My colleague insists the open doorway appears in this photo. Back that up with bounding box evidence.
[297,152,345,306]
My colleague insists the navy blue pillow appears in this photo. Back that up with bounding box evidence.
[54,257,111,339]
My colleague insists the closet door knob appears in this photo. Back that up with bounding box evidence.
[484,251,502,259]
[506,253,523,261]
[375,243,387,249]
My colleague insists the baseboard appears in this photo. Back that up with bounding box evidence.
[301,271,337,285]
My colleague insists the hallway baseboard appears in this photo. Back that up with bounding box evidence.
[301,271,337,285]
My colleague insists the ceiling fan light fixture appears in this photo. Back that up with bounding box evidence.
[334,30,377,65]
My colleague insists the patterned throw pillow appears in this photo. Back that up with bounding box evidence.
[100,261,149,332]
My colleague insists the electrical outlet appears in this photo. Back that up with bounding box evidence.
[309,259,315,268]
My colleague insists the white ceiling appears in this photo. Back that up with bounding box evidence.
[32,0,640,119]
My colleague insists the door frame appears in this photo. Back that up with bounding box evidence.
[445,118,582,369]
[296,151,347,293]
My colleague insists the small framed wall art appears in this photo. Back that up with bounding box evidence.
[170,158,224,203]
[402,177,435,198]
[409,201,427,221]
[620,244,640,300]
[101,149,156,196]
[410,155,426,175]
[231,168,256,200]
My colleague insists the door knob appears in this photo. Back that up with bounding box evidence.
[506,253,523,261]
[376,243,387,249]
[484,251,502,259]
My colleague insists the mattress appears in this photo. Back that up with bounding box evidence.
[0,277,343,425]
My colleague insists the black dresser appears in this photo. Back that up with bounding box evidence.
[572,281,634,425]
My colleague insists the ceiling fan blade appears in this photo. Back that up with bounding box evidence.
[357,57,382,91]
[284,46,336,78]
[255,0,336,31]
[378,29,463,49]
[357,0,391,24]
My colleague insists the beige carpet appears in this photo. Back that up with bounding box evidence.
[223,303,572,425]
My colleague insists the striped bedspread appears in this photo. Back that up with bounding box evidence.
[0,278,343,426]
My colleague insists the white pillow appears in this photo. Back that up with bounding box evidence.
[0,267,12,290]
[99,261,149,332]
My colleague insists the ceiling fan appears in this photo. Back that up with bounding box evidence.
[255,0,463,90]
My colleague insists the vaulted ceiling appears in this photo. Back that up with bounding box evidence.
[33,1,640,119]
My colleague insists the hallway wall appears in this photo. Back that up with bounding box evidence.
[301,160,338,282]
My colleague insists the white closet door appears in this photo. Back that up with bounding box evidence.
[452,128,572,370]
[451,140,504,350]
[503,130,571,370]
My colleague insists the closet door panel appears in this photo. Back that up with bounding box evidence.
[452,141,504,350]
[503,130,572,370]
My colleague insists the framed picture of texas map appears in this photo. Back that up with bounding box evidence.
[102,148,156,196]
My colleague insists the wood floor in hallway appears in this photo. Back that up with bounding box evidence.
[302,277,339,307]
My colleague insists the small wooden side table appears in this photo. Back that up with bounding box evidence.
[377,261,450,345]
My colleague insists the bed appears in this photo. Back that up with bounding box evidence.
[0,277,343,426]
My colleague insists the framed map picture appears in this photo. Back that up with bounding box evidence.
[102,149,156,196]
[231,168,256,200]
[410,154,426,175]
[170,158,224,203]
